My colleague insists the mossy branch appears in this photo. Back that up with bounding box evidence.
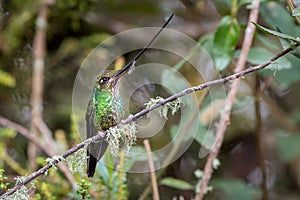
[0,44,298,199]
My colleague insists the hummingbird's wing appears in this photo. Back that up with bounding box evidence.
[86,98,108,177]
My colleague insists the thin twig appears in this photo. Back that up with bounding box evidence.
[0,43,296,199]
[1,150,28,176]
[124,49,292,129]
[194,1,261,199]
[138,85,209,200]
[287,0,300,24]
[241,77,300,132]
[28,0,76,186]
[143,140,160,200]
[117,152,126,200]
[0,115,77,188]
[254,74,269,200]
[262,93,300,132]
[0,140,87,199]
[138,104,202,200]
[0,116,42,148]
[29,0,51,170]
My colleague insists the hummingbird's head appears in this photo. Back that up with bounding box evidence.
[95,69,127,93]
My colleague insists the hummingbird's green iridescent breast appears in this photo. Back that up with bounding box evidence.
[93,89,123,130]
[92,71,124,130]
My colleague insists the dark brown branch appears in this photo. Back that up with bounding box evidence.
[0,44,297,199]
[254,74,269,200]
[124,49,295,127]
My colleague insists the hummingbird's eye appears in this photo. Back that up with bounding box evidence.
[99,77,110,85]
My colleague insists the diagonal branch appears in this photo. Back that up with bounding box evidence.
[0,115,76,188]
[0,43,297,199]
[0,116,42,148]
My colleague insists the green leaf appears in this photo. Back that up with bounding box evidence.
[238,0,251,8]
[161,68,189,94]
[235,47,291,71]
[291,109,300,124]
[199,32,237,70]
[160,177,194,190]
[245,47,273,64]
[198,33,214,58]
[212,50,232,70]
[291,46,300,58]
[292,6,300,16]
[170,125,179,140]
[260,3,300,37]
[95,154,112,184]
[0,128,16,138]
[276,131,300,162]
[122,147,158,172]
[194,126,215,149]
[276,28,293,50]
[212,178,260,200]
[214,16,240,50]
[271,54,300,88]
[213,16,240,70]
[253,23,300,43]
[256,34,281,51]
[0,70,16,87]
[211,0,231,15]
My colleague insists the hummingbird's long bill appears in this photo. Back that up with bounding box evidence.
[86,14,174,178]
[113,13,174,79]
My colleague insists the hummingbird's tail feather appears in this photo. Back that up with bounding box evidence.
[87,140,109,177]
[87,152,97,177]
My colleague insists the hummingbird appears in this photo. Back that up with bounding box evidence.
[86,14,174,177]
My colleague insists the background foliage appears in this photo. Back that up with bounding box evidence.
[1,0,300,199]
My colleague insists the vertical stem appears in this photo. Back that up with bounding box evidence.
[29,0,76,186]
[143,139,160,200]
[1,150,28,176]
[117,152,126,200]
[231,0,238,17]
[138,88,209,200]
[254,73,269,200]
[29,1,49,171]
[287,0,300,24]
[194,0,261,199]
[0,0,6,52]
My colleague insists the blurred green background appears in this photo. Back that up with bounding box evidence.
[1,0,300,199]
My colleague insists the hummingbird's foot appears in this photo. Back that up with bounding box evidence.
[97,131,105,138]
